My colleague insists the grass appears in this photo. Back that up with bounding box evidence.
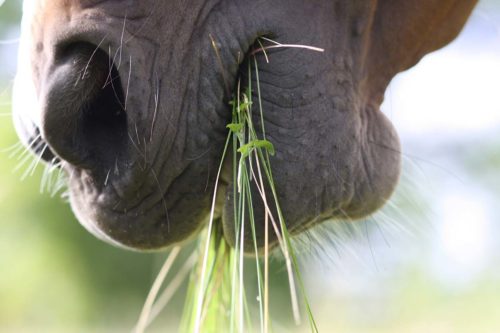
[134,38,323,333]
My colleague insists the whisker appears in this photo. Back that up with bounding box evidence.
[19,152,38,180]
[150,72,159,143]
[40,160,56,194]
[150,168,170,233]
[127,132,146,161]
[13,144,39,173]
[143,137,149,169]
[29,144,48,177]
[103,45,116,88]
[114,157,120,176]
[117,12,128,69]
[81,34,109,80]
[104,168,112,186]
[185,147,212,161]
[13,150,32,172]
[12,133,41,159]
[124,4,156,44]
[45,159,62,195]
[57,163,72,200]
[108,66,126,110]
[18,141,46,180]
[209,34,230,96]
[135,122,141,147]
[124,55,132,110]
[1,141,23,154]
[369,138,466,185]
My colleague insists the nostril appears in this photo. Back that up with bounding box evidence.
[41,42,128,170]
[80,65,127,164]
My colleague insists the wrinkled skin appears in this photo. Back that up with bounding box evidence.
[13,0,477,251]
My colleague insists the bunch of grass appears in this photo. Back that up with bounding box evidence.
[135,39,323,333]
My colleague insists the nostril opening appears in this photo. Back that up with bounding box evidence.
[43,42,128,169]
[78,58,128,167]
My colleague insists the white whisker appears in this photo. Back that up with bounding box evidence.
[81,34,109,80]
[1,141,23,154]
[150,73,159,143]
[124,55,132,110]
[29,144,47,177]
[117,12,128,69]
[104,168,112,186]
[150,168,170,232]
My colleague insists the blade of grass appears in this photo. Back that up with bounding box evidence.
[145,251,198,327]
[135,245,181,333]
[193,133,232,333]
[251,50,321,330]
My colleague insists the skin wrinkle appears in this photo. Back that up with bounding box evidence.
[122,1,158,44]
[353,106,398,214]
[149,105,176,175]
[193,54,225,142]
[97,166,187,232]
[250,78,305,95]
[147,76,176,163]
[256,94,344,132]
[84,157,146,210]
[145,33,200,205]
[255,114,306,133]
[251,56,351,109]
[253,57,326,83]
[103,164,160,214]
[148,83,178,170]
[14,0,478,250]
[358,107,376,194]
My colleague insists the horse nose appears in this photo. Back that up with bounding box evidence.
[40,42,128,169]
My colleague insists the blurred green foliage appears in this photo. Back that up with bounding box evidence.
[0,1,20,28]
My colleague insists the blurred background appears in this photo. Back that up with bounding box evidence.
[1,1,500,332]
